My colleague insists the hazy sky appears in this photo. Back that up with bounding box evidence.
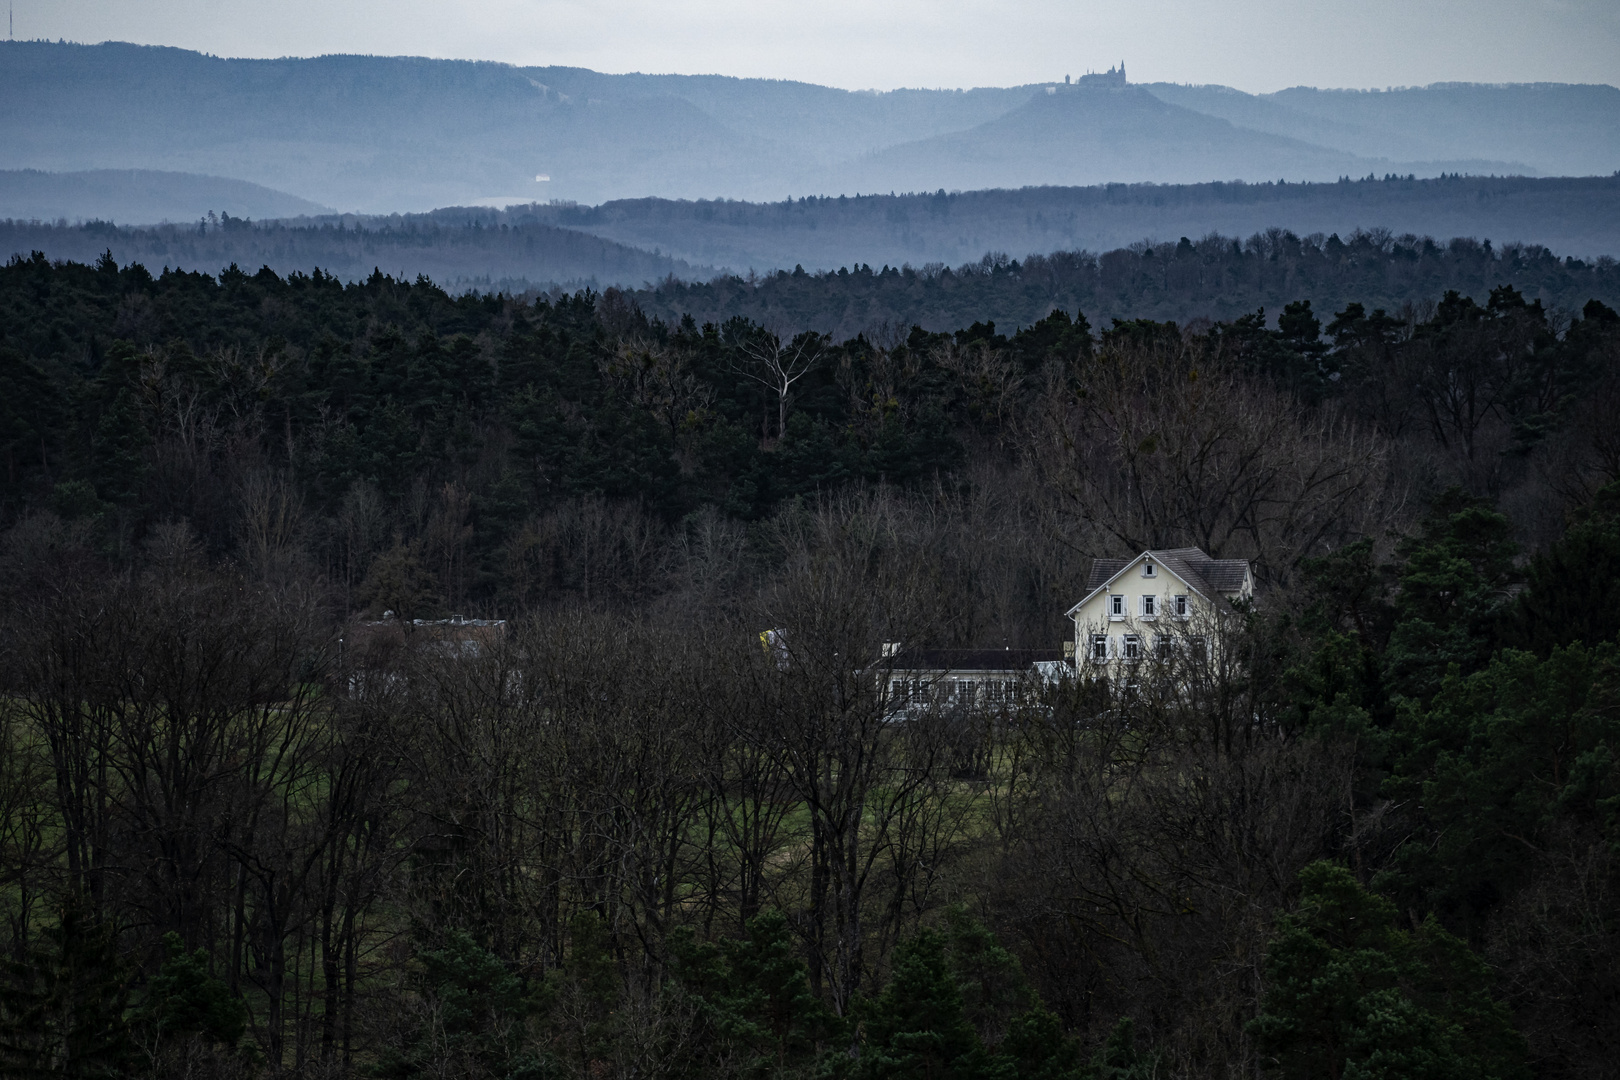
[12,0,1620,93]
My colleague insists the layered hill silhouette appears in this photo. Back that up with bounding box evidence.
[0,214,702,292]
[0,169,332,224]
[838,84,1398,192]
[1146,81,1620,178]
[4,41,1617,218]
[515,175,1620,270]
[8,176,1616,301]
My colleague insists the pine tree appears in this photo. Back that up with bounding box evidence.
[0,893,135,1080]
[133,932,248,1050]
[1249,862,1528,1080]
[669,908,836,1077]
[859,928,985,1080]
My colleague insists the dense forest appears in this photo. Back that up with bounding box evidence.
[1,246,1619,1080]
[634,225,1620,337]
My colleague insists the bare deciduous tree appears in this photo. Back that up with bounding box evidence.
[1031,333,1397,585]
[728,328,825,444]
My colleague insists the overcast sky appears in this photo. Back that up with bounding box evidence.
[12,0,1619,93]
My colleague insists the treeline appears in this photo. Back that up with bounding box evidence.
[0,215,697,297]
[1,249,1619,1078]
[633,228,1620,338]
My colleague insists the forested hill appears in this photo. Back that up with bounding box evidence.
[0,214,702,295]
[0,168,333,224]
[526,175,1620,272]
[3,245,1618,565]
[630,229,1620,337]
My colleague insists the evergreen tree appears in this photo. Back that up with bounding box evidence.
[670,909,836,1077]
[378,929,531,1079]
[1383,490,1518,700]
[1507,481,1620,653]
[998,1006,1080,1080]
[0,893,135,1080]
[133,932,248,1050]
[1249,862,1527,1080]
[1079,1019,1156,1080]
[858,928,985,1080]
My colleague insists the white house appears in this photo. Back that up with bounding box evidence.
[869,547,1252,703]
[1066,547,1252,673]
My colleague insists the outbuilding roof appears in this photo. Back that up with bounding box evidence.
[881,648,1065,672]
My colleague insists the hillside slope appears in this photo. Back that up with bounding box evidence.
[0,215,702,291]
[0,169,333,224]
[1145,81,1620,176]
[835,86,1406,194]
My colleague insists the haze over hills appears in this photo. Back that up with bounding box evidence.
[5,174,1615,339]
[433,175,1620,272]
[835,83,1422,193]
[6,176,1617,301]
[0,214,703,294]
[1144,81,1620,179]
[0,169,333,225]
[3,41,1618,218]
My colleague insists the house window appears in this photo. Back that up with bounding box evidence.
[1141,594,1157,618]
[1123,634,1141,661]
[1109,594,1125,619]
[1174,594,1189,618]
[1190,637,1208,661]
[1154,635,1172,659]
[1142,561,1157,578]
[1091,634,1109,662]
[962,680,976,701]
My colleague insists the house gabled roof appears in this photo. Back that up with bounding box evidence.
[1067,547,1250,617]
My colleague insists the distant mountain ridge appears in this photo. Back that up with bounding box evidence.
[2,41,1617,216]
[1142,81,1620,177]
[836,84,1418,193]
[0,169,333,224]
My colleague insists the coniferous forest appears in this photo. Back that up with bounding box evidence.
[2,244,1620,1080]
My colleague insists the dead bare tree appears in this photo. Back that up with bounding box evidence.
[727,328,825,444]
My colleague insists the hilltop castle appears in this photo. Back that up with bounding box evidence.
[1075,63,1127,87]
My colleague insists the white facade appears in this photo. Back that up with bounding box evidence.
[1065,548,1252,677]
